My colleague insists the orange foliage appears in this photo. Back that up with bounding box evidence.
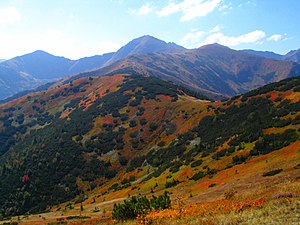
[138,198,265,224]
[60,108,74,119]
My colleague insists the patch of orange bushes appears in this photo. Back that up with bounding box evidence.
[138,198,265,224]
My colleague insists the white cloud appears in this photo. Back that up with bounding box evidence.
[209,25,221,33]
[218,2,233,14]
[158,0,221,22]
[200,30,266,47]
[267,34,282,42]
[0,6,21,25]
[129,2,153,16]
[180,29,205,44]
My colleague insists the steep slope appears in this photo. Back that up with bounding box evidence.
[81,44,300,98]
[0,74,205,216]
[0,74,299,218]
[104,35,185,66]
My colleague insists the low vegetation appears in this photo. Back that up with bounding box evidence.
[112,191,171,221]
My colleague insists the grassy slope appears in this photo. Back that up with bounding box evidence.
[0,75,299,224]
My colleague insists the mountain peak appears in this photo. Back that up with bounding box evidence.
[104,35,185,65]
[284,48,300,62]
[134,35,160,41]
[199,43,230,50]
[20,50,57,59]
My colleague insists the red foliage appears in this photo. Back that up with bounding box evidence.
[22,174,30,183]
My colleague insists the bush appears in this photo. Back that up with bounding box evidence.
[232,154,248,165]
[190,171,206,181]
[165,179,180,188]
[208,183,216,188]
[262,169,283,177]
[112,191,171,221]
[139,118,148,126]
[129,120,137,127]
[149,123,158,132]
[191,159,203,168]
[251,129,298,156]
[294,164,300,169]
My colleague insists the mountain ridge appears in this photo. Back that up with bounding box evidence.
[1,35,300,102]
[76,43,300,99]
[242,48,300,63]
[0,35,185,100]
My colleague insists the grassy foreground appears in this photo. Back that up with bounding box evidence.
[1,177,299,225]
[117,182,300,225]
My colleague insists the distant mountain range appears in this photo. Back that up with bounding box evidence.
[1,35,300,100]
[72,43,300,99]
[0,35,184,100]
[242,48,300,62]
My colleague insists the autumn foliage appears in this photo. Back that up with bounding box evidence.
[138,198,266,224]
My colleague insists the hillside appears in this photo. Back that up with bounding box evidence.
[0,74,206,216]
[0,74,299,222]
[75,44,300,99]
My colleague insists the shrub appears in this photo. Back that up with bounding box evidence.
[112,191,171,221]
[165,179,180,188]
[129,120,137,127]
[191,159,203,168]
[149,122,158,132]
[190,171,206,181]
[294,164,300,169]
[251,129,298,156]
[232,154,248,165]
[263,169,283,177]
[208,183,216,188]
[139,118,148,126]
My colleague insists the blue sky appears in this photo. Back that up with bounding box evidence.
[0,0,299,59]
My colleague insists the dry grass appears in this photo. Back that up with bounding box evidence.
[116,182,300,225]
[116,197,300,225]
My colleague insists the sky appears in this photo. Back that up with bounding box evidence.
[0,0,299,60]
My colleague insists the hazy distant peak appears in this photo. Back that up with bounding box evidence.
[284,48,300,62]
[104,35,185,65]
[198,43,230,50]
